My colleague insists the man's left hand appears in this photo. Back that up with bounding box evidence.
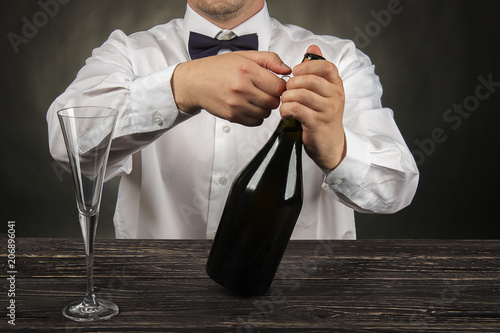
[280,45,346,170]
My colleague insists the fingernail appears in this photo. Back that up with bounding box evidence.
[281,63,291,71]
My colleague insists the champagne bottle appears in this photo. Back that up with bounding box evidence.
[206,53,326,295]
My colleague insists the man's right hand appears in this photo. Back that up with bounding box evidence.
[171,51,291,127]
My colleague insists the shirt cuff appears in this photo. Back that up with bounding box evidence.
[321,127,371,193]
[117,65,192,137]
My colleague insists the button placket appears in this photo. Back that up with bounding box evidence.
[206,118,233,236]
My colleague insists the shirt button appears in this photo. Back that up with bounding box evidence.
[223,125,231,133]
[219,177,228,185]
[153,111,164,126]
[333,179,343,186]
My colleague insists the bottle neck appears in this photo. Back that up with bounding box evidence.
[277,53,325,134]
[279,117,302,132]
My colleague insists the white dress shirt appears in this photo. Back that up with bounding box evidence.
[47,2,419,239]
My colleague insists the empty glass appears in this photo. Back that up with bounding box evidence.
[57,106,119,322]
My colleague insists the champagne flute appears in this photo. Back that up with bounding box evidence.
[57,106,119,322]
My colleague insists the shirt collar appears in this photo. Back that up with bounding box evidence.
[183,1,272,52]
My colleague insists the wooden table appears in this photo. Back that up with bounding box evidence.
[1,238,499,332]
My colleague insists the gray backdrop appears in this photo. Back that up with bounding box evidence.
[2,0,499,239]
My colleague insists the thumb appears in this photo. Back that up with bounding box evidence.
[238,51,292,75]
[306,45,323,57]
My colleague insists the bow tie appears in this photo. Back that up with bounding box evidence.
[188,31,258,60]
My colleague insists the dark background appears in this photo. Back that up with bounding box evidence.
[2,0,499,239]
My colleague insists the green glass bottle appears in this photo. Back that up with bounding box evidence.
[206,53,325,295]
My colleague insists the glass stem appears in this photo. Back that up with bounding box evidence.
[78,212,99,307]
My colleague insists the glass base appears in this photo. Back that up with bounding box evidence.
[63,298,119,322]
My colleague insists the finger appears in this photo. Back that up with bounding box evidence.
[286,74,332,98]
[237,104,270,127]
[232,57,288,98]
[294,61,342,85]
[280,100,336,133]
[238,51,292,75]
[281,89,329,117]
[248,88,282,110]
[279,100,317,125]
[235,51,290,97]
[217,99,270,127]
[252,68,288,98]
[239,114,265,127]
[294,45,343,86]
[228,62,285,108]
[306,45,323,57]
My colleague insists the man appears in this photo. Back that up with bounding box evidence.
[47,0,419,239]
